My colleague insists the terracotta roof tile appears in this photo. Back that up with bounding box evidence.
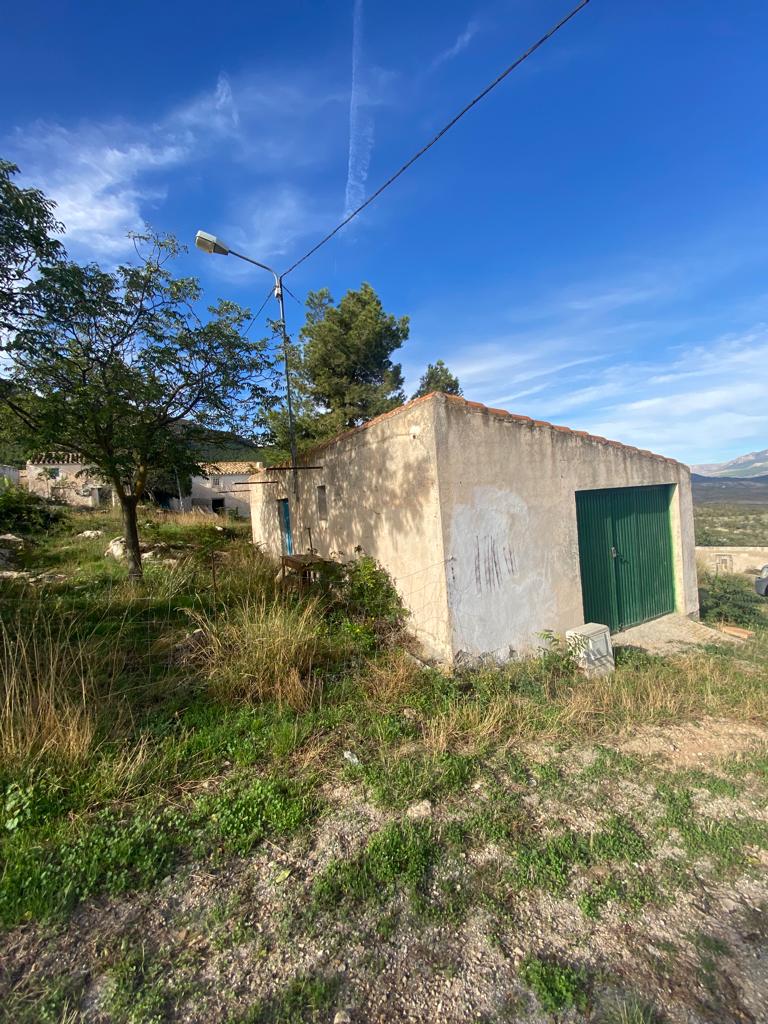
[201,460,261,475]
[29,452,84,465]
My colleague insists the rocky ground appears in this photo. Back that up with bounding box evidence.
[3,719,767,1024]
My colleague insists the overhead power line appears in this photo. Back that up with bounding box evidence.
[282,0,591,278]
[243,286,276,336]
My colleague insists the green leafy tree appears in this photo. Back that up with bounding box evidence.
[271,284,408,448]
[2,230,273,578]
[411,359,463,399]
[0,159,63,335]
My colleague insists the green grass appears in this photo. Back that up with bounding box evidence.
[519,955,589,1014]
[311,820,440,914]
[2,504,768,946]
[357,750,476,808]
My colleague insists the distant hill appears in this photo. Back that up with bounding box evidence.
[692,472,768,504]
[193,429,265,463]
[692,448,768,478]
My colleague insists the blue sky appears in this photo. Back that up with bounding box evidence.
[3,0,768,464]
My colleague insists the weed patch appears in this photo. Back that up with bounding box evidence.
[519,954,589,1014]
[312,821,440,913]
[202,777,317,856]
[657,783,768,872]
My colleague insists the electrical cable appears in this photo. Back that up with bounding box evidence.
[281,0,590,278]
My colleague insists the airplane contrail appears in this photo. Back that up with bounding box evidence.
[344,0,374,217]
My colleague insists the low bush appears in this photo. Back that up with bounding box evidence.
[699,571,765,627]
[0,484,67,535]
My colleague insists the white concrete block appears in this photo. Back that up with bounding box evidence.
[566,622,614,677]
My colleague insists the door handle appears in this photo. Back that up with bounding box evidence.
[610,546,618,559]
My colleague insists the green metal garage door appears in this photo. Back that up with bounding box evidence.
[575,485,676,632]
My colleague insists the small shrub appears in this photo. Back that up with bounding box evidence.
[322,556,407,646]
[0,484,67,535]
[699,571,765,627]
[519,955,589,1014]
[340,556,406,625]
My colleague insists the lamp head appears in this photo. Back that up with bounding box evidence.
[195,230,230,256]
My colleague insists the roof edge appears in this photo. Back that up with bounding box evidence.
[275,392,686,469]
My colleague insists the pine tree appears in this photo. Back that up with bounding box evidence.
[412,359,463,399]
[270,283,408,447]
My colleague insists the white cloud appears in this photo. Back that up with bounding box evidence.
[5,71,345,261]
[7,77,238,258]
[431,19,480,69]
[546,327,768,463]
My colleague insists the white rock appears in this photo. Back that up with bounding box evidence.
[0,533,24,546]
[333,1012,352,1024]
[0,569,30,580]
[77,529,104,538]
[406,799,433,821]
[104,537,126,560]
[342,750,361,767]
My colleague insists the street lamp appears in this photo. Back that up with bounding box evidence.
[194,230,299,498]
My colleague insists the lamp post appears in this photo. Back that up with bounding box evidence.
[194,231,299,498]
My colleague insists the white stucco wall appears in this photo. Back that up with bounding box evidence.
[696,546,768,574]
[433,396,699,661]
[0,465,20,486]
[250,394,699,665]
[190,473,252,516]
[250,400,453,661]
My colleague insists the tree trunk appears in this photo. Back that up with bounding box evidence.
[119,494,143,580]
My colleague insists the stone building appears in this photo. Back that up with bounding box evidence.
[250,393,698,664]
[188,461,260,516]
[26,453,108,507]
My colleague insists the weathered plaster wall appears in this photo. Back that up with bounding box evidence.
[433,396,698,661]
[26,463,103,507]
[696,546,768,574]
[250,399,452,661]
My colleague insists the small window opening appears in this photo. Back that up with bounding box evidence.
[317,485,328,521]
[211,476,221,488]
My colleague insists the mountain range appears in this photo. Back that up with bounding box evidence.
[691,449,768,478]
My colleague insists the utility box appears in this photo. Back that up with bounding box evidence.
[566,622,614,677]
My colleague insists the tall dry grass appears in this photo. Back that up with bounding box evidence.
[0,606,127,767]
[189,595,332,710]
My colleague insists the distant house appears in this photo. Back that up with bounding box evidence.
[250,392,698,665]
[0,465,20,487]
[26,453,109,508]
[188,461,261,517]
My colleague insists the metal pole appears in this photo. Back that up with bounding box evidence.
[225,248,299,501]
[275,277,300,500]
